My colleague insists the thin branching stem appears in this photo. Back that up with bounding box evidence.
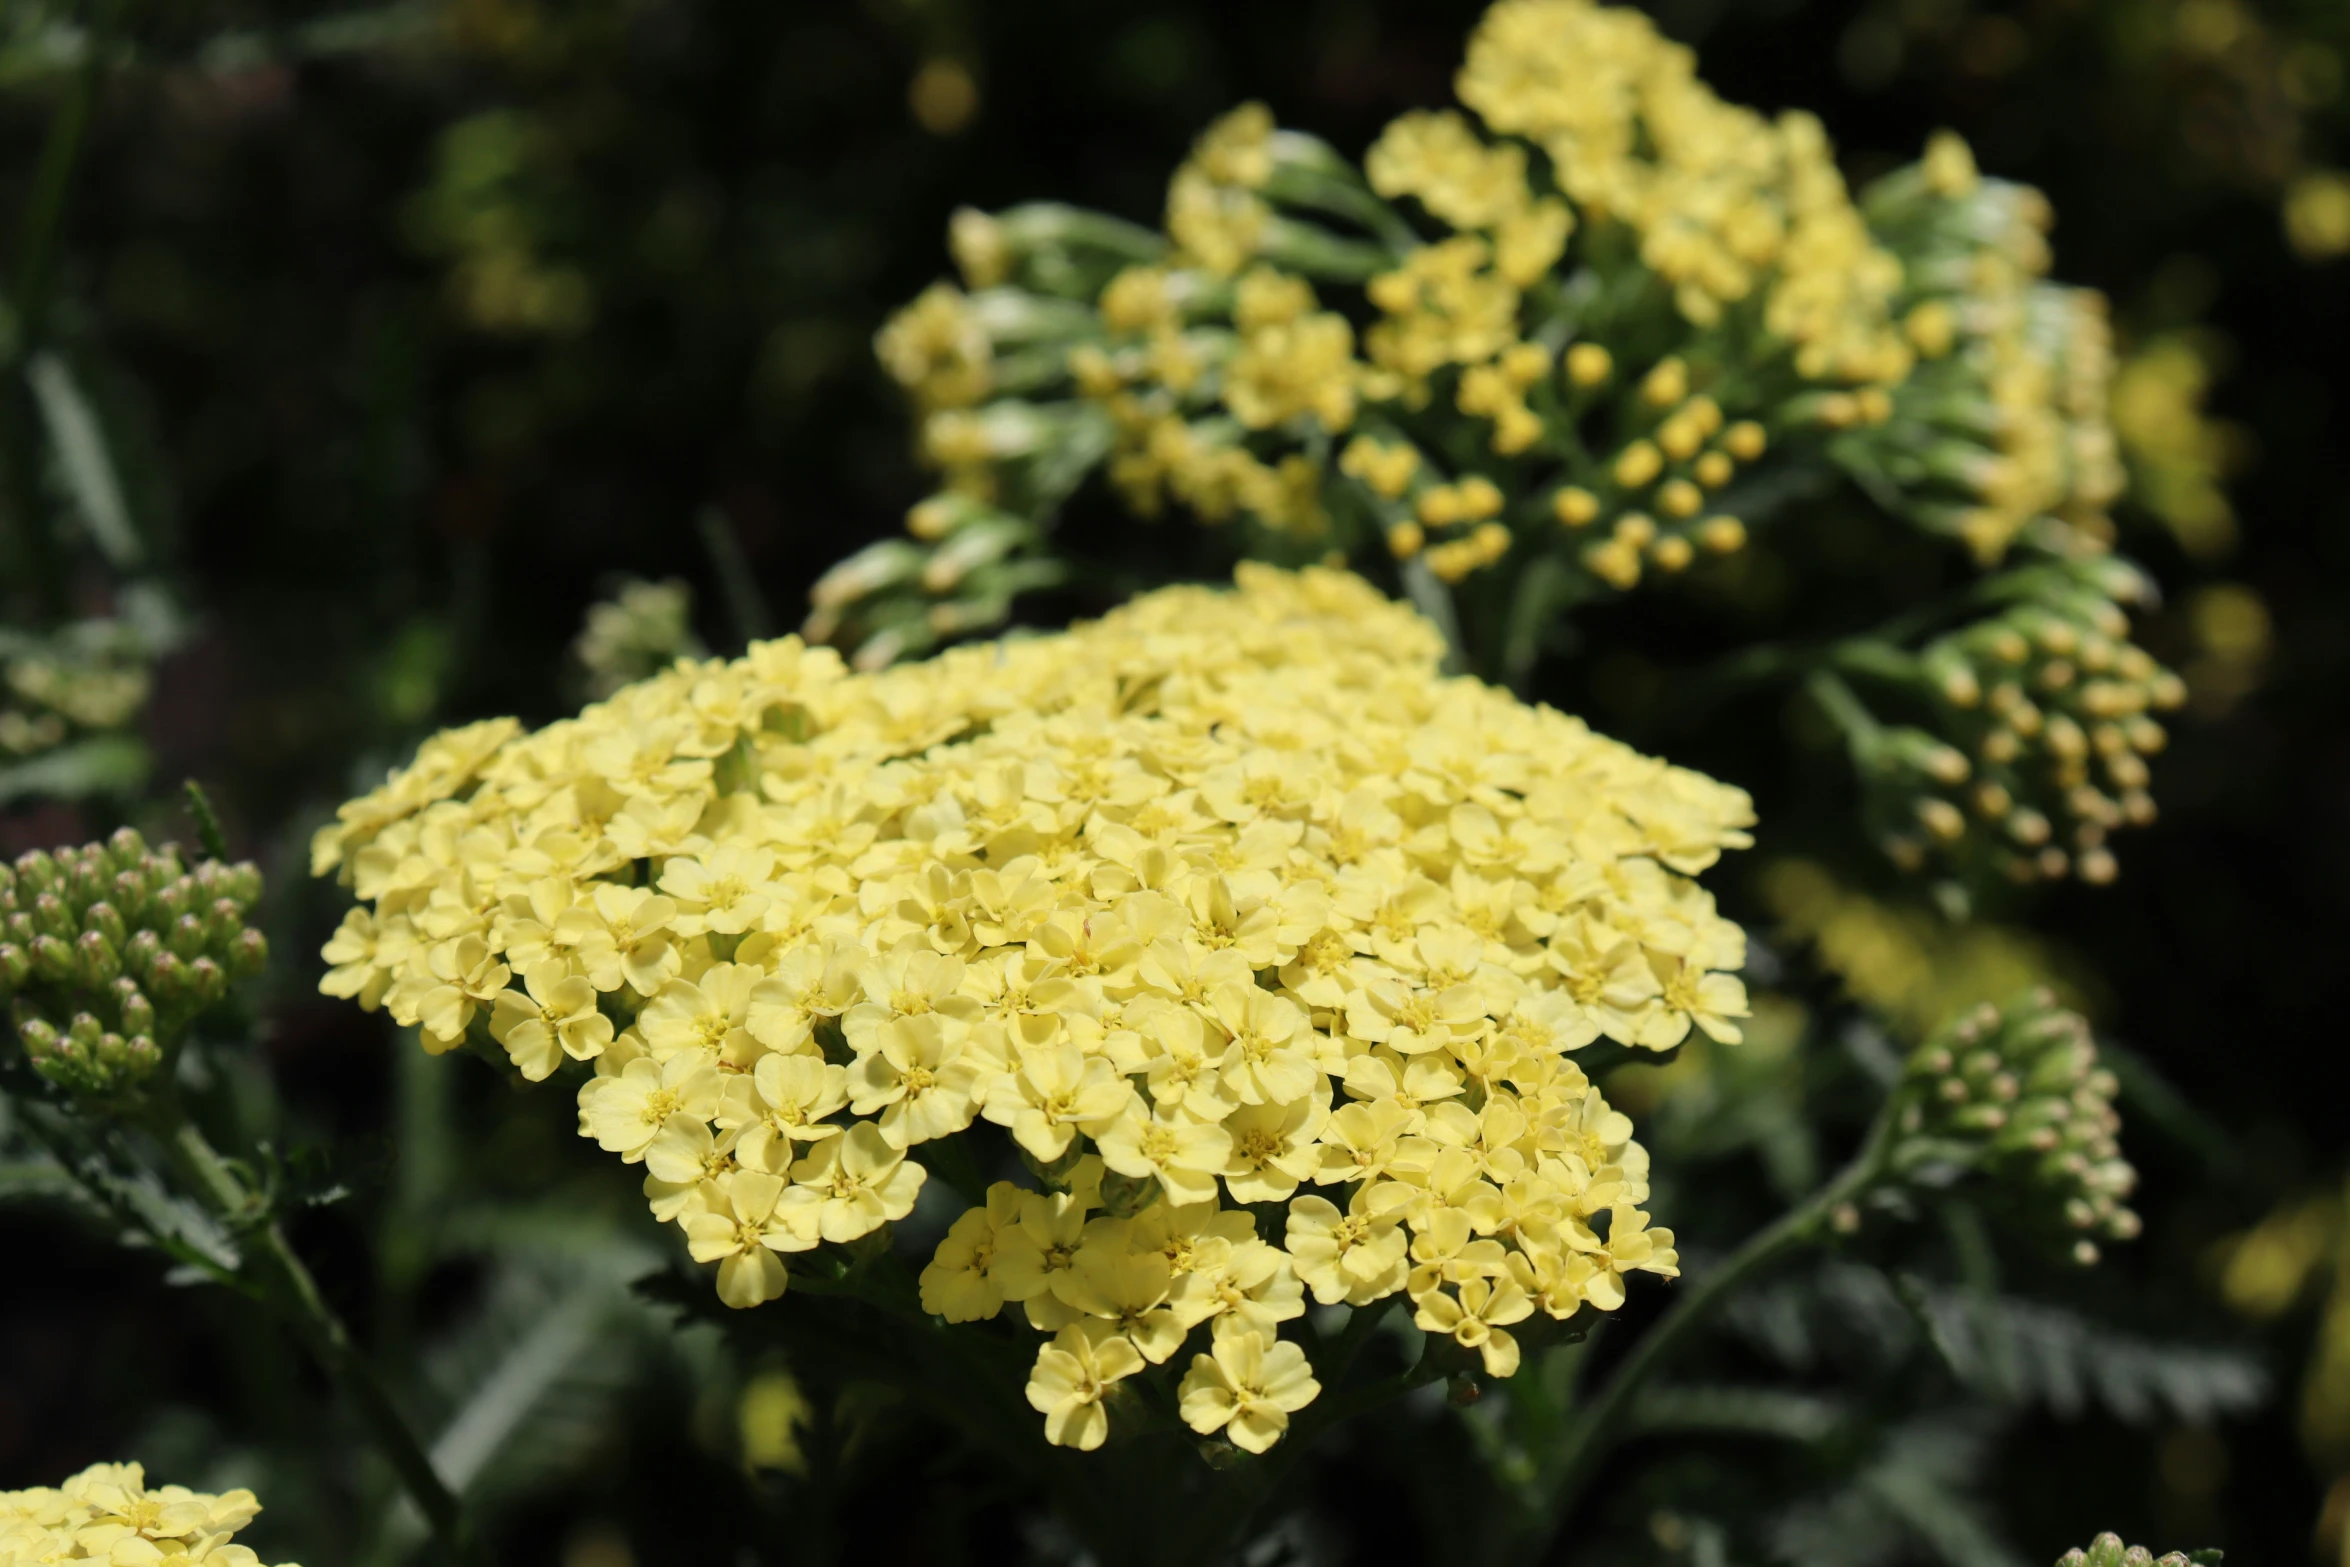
[161,1112,485,1565]
[1529,1089,1907,1552]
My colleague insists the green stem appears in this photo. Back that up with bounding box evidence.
[163,1116,481,1563]
[697,505,772,649]
[1499,553,1577,696]
[1804,669,1884,749]
[1398,557,1470,677]
[1530,1093,1905,1545]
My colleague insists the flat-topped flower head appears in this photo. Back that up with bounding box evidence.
[318,565,1751,1451]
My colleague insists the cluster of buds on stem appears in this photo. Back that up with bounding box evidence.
[1847,132,2124,568]
[572,577,706,699]
[1895,991,2138,1265]
[2055,1534,2219,1567]
[0,830,267,1097]
[1,618,153,761]
[1871,562,2184,887]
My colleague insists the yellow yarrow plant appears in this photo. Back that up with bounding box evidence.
[810,0,2195,895]
[316,564,1754,1451]
[0,1463,295,1567]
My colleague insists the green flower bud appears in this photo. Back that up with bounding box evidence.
[13,849,60,897]
[64,854,108,909]
[203,896,246,951]
[121,1034,160,1078]
[31,933,75,982]
[31,891,74,940]
[109,868,150,921]
[168,912,207,960]
[220,861,262,909]
[67,1011,103,1050]
[83,899,126,948]
[188,956,227,1007]
[75,930,122,987]
[0,862,15,905]
[123,927,162,981]
[5,911,33,945]
[153,876,194,923]
[0,941,28,995]
[17,1009,62,1061]
[112,977,155,1037]
[147,949,190,1006]
[102,826,148,872]
[227,928,268,981]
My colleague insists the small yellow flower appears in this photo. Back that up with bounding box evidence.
[778,1123,926,1244]
[1177,1324,1321,1452]
[489,960,614,1080]
[1025,1320,1145,1450]
[920,1182,1026,1321]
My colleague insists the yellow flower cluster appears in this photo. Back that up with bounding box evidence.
[1,1463,295,1567]
[843,0,1998,661]
[316,565,1755,1451]
[1456,0,1910,383]
[1859,133,2125,565]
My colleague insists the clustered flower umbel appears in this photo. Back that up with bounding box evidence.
[1,831,267,1098]
[1898,991,2137,1265]
[821,0,2124,668]
[1,1462,296,1567]
[315,566,1756,1453]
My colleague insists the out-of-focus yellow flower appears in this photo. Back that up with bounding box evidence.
[1759,860,2071,1036]
[0,1462,298,1566]
[2285,169,2350,260]
[2111,336,2242,559]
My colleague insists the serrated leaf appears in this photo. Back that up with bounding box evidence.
[1635,1383,1846,1443]
[1770,1416,2025,1567]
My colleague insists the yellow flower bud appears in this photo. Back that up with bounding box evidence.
[1651,535,1694,573]
[1565,342,1613,388]
[1723,421,1767,461]
[1917,798,1966,842]
[1657,479,1703,518]
[1641,357,1688,407]
[1387,521,1425,558]
[1500,341,1552,384]
[1613,441,1663,488]
[1905,300,1956,358]
[1693,451,1734,488]
[1553,486,1601,528]
[1697,515,1746,553]
[1584,538,1642,589]
[1656,415,1704,461]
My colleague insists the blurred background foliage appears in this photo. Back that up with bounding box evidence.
[0,0,2345,1563]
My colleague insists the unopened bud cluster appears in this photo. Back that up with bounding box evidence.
[573,577,707,699]
[1898,992,2138,1264]
[1875,566,2183,886]
[1849,132,2124,568]
[1,617,152,760]
[2055,1533,2217,1567]
[0,830,266,1096]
